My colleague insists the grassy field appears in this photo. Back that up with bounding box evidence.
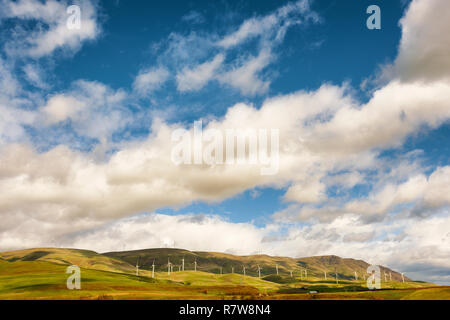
[0,248,447,300]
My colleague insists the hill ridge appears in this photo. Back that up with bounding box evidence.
[0,247,411,282]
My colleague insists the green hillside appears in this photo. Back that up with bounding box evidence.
[0,247,442,300]
[104,248,410,281]
[0,248,135,274]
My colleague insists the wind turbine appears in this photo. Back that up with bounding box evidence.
[324,271,327,280]
[182,257,185,271]
[290,270,293,278]
[194,258,197,272]
[167,258,171,275]
[401,273,405,283]
[243,266,246,276]
[276,264,279,275]
[151,260,155,278]
[135,257,140,276]
[354,271,358,281]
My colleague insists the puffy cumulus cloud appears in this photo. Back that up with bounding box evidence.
[344,166,450,220]
[283,178,327,203]
[392,0,450,82]
[0,86,354,248]
[307,80,450,154]
[176,54,224,92]
[42,95,87,123]
[65,214,266,255]
[1,77,449,238]
[0,0,99,58]
[276,166,450,223]
[133,67,170,95]
[39,80,129,140]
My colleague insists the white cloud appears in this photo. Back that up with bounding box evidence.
[22,64,49,89]
[393,0,450,82]
[42,95,87,123]
[217,0,318,49]
[1,0,100,58]
[218,49,272,95]
[181,11,205,25]
[148,0,320,96]
[0,58,36,147]
[133,67,170,95]
[40,80,129,140]
[176,54,224,92]
[284,178,327,203]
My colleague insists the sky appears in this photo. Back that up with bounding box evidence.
[0,0,449,284]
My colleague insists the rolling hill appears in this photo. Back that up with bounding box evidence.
[0,248,135,274]
[0,247,443,300]
[103,248,410,282]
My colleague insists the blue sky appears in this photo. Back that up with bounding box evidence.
[0,0,449,284]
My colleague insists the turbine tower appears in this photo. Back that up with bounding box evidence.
[290,270,293,278]
[401,273,405,283]
[354,271,358,281]
[324,271,327,280]
[243,266,246,276]
[182,257,185,271]
[151,260,155,278]
[135,257,140,276]
[276,264,279,275]
[168,258,171,275]
[194,258,197,272]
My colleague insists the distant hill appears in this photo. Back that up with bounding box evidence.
[0,248,135,274]
[0,247,410,282]
[103,248,411,282]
